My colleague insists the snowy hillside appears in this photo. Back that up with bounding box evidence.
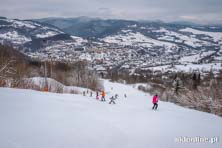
[0,80,221,148]
[154,27,212,48]
[97,22,222,71]
[180,28,222,43]
[0,30,31,44]
[1,17,222,73]
[0,17,87,53]
[0,18,62,44]
[101,27,221,49]
[102,31,178,51]
[36,17,222,49]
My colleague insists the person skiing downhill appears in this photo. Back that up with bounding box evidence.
[152,94,158,110]
[96,91,99,100]
[108,93,118,104]
[124,94,127,98]
[109,96,116,104]
[101,90,106,101]
[115,94,118,99]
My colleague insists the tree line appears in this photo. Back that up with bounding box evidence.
[0,45,101,91]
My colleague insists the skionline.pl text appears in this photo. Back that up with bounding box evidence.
[175,136,219,144]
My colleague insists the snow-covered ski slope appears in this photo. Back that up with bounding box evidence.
[0,79,222,148]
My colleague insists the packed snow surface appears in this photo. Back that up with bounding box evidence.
[0,79,222,148]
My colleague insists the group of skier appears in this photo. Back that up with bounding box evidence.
[97,90,119,104]
[83,89,124,104]
[83,88,159,109]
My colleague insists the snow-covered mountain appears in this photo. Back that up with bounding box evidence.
[36,17,222,46]
[0,17,62,43]
[0,17,87,52]
[35,17,222,64]
[1,17,222,73]
[0,79,222,148]
[96,26,222,72]
[100,25,222,49]
[97,23,222,57]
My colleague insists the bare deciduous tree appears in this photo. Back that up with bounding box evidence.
[0,58,16,80]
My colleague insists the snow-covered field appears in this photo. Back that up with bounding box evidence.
[180,28,222,42]
[155,28,211,48]
[179,51,215,63]
[0,79,222,148]
[102,32,177,50]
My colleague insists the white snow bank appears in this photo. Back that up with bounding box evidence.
[29,77,88,94]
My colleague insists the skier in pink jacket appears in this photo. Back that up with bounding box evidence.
[152,94,158,110]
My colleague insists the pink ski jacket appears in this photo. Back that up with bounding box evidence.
[152,95,158,103]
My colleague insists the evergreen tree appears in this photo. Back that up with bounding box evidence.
[197,73,201,86]
[192,73,197,89]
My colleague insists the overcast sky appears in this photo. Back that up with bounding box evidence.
[0,0,222,24]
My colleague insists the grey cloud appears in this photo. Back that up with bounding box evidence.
[0,0,222,24]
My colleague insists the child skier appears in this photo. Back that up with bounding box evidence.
[101,90,106,101]
[124,94,127,98]
[152,94,158,110]
[115,94,118,99]
[96,91,99,100]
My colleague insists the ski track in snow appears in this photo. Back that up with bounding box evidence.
[0,79,222,148]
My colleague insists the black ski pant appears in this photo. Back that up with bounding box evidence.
[109,100,116,104]
[101,97,106,101]
[152,103,158,110]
